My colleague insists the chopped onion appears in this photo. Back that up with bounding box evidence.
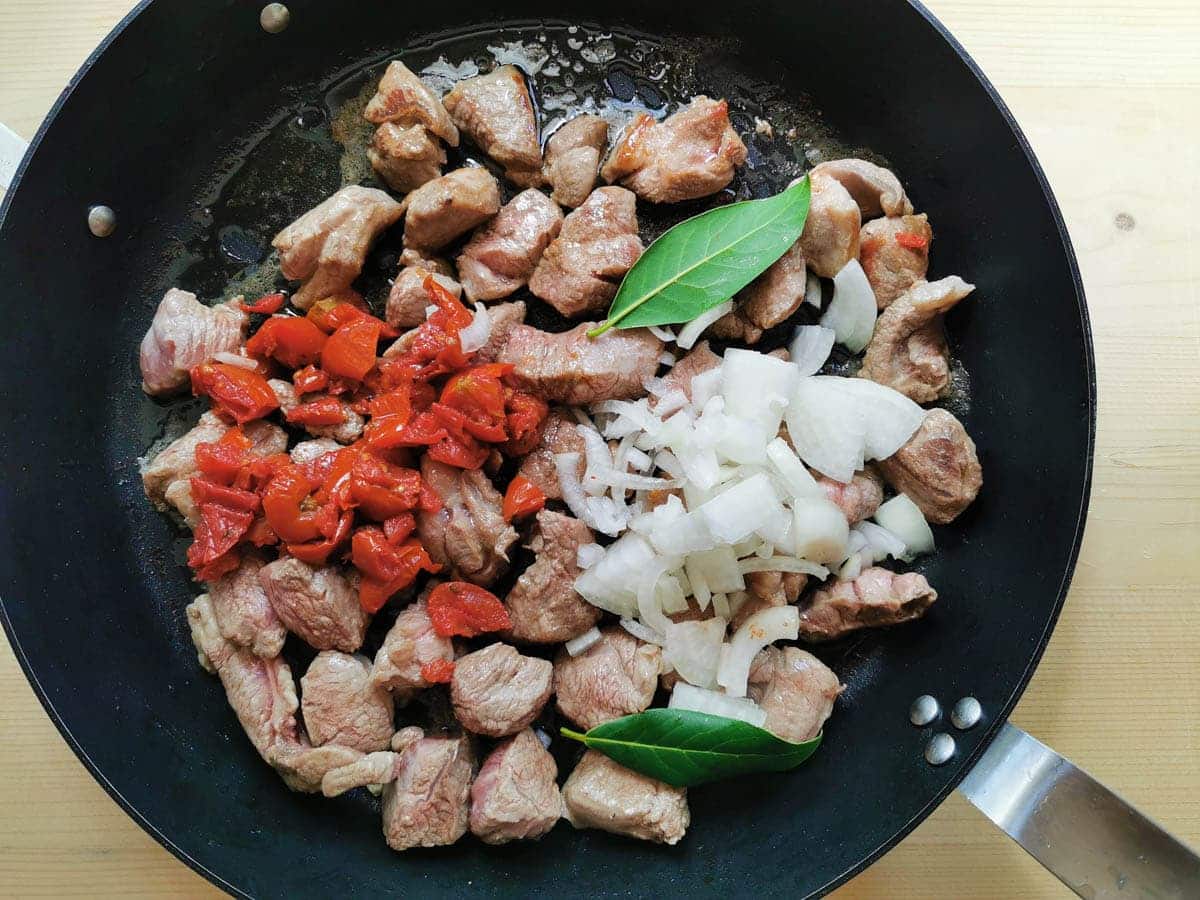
[784,377,867,483]
[565,627,602,656]
[765,437,825,501]
[816,376,923,461]
[669,683,767,727]
[737,556,829,578]
[637,566,674,635]
[678,300,733,350]
[576,543,606,570]
[619,617,664,646]
[804,271,823,308]
[855,521,907,563]
[791,498,850,564]
[626,446,653,471]
[648,324,677,343]
[838,552,863,580]
[663,619,727,689]
[788,325,836,376]
[716,606,800,697]
[457,302,492,352]
[657,572,690,615]
[874,493,935,559]
[820,259,876,352]
[722,349,798,431]
[213,351,258,370]
[685,546,744,593]
[685,555,712,610]
[576,424,613,495]
[584,495,628,535]
[689,367,723,408]
[711,592,732,619]
[697,473,783,544]
[658,351,678,367]
[575,532,657,616]
[650,508,715,556]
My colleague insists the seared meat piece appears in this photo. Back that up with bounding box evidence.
[207,552,286,658]
[322,749,403,797]
[417,458,517,586]
[876,408,982,524]
[442,66,542,185]
[290,437,342,464]
[543,114,608,208]
[139,289,248,395]
[383,735,475,850]
[811,158,912,219]
[499,322,663,405]
[799,171,861,278]
[363,60,459,146]
[368,122,446,193]
[370,590,454,699]
[259,558,369,652]
[562,750,689,845]
[711,242,807,344]
[859,276,974,403]
[554,626,661,730]
[747,646,843,742]
[816,467,884,524]
[269,379,364,444]
[506,510,601,643]
[514,408,584,500]
[472,300,526,364]
[451,642,553,737]
[654,341,721,407]
[273,186,404,310]
[799,566,937,641]
[528,187,643,317]
[470,728,560,844]
[859,214,932,309]
[300,651,395,753]
[270,743,363,794]
[386,264,462,329]
[732,571,808,629]
[601,97,747,203]
[458,189,563,302]
[402,167,501,251]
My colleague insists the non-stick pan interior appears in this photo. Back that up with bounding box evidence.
[0,2,1092,897]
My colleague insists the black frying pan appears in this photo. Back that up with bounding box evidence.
[0,1,1094,896]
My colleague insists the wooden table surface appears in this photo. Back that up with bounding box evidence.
[2,1,1197,896]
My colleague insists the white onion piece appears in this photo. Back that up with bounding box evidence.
[685,546,745,593]
[784,377,866,483]
[838,552,864,580]
[626,446,653,471]
[576,424,613,495]
[678,300,733,349]
[637,566,674,634]
[788,325,836,377]
[658,351,677,367]
[816,376,923,461]
[717,606,800,697]
[722,349,798,431]
[651,509,715,556]
[652,389,689,417]
[804,271,823,308]
[697,473,782,543]
[855,521,907,562]
[791,498,850,564]
[820,259,876,352]
[576,543,606,570]
[874,493,935,559]
[584,495,628,535]
[565,627,602,656]
[600,471,678,491]
[213,351,258,370]
[685,555,712,610]
[711,592,732,619]
[575,532,656,616]
[765,437,825,501]
[737,556,829,578]
[457,303,493,352]
[663,619,727,689]
[846,528,870,557]
[669,683,767,727]
[619,617,664,645]
[657,573,689,615]
[727,589,749,616]
[648,324,677,343]
[689,367,723,408]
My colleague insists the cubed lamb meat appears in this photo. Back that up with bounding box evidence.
[290,437,342,464]
[498,322,663,405]
[386,265,462,329]
[876,408,982,524]
[798,567,937,641]
[370,590,455,699]
[653,341,721,408]
[384,736,475,850]
[811,158,912,220]
[514,408,584,499]
[859,276,974,403]
[269,379,364,444]
[747,646,843,742]
[402,167,501,251]
[273,186,404,310]
[139,289,248,395]
[363,60,459,146]
[207,552,286,658]
[731,571,808,629]
[506,510,601,643]
[859,214,932,309]
[322,749,403,798]
[368,122,446,193]
[469,728,560,844]
[799,171,861,278]
[450,642,553,738]
[270,743,363,794]
[472,300,526,364]
[601,97,747,204]
[417,458,517,586]
[710,241,807,344]
[528,187,643,317]
[457,189,564,302]
[543,114,608,208]
[300,651,395,753]
[442,65,542,186]
[562,750,689,845]
[554,626,661,730]
[816,467,884,524]
[259,558,369,652]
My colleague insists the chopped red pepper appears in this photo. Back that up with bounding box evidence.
[194,427,254,485]
[382,512,416,545]
[285,396,347,427]
[322,317,382,382]
[420,659,455,684]
[191,362,280,424]
[502,390,548,456]
[439,364,512,442]
[261,465,331,544]
[895,232,929,250]
[365,409,447,449]
[426,582,511,638]
[352,527,441,612]
[307,296,396,337]
[285,509,352,565]
[246,315,328,369]
[240,292,286,314]
[187,478,261,580]
[293,364,329,394]
[347,452,424,521]
[502,476,546,522]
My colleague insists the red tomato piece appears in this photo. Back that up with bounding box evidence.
[285,396,347,427]
[245,316,328,369]
[502,475,546,522]
[187,478,260,576]
[895,231,929,250]
[351,528,440,613]
[364,410,447,450]
[420,659,455,684]
[293,364,329,394]
[240,292,286,314]
[426,582,511,638]
[322,317,382,382]
[261,465,328,544]
[285,510,352,566]
[502,390,548,456]
[194,427,254,485]
[382,512,416,545]
[348,452,424,521]
[191,362,280,424]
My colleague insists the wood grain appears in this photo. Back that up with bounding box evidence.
[1,1,1198,896]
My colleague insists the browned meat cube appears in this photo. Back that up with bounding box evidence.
[469,728,560,844]
[416,459,517,587]
[269,379,364,444]
[859,276,974,403]
[382,735,475,851]
[363,60,459,146]
[498,322,663,406]
[747,646,843,743]
[300,651,395,753]
[370,590,454,699]
[368,122,446,193]
[799,171,861,278]
[139,289,248,395]
[320,727,426,797]
[514,408,585,500]
[730,571,809,630]
[799,567,937,641]
[859,213,932,309]
[815,467,885,524]
[442,65,542,185]
[207,552,286,659]
[385,264,462,329]
[506,510,601,643]
[402,167,501,251]
[876,408,982,524]
[457,189,563,302]
[272,186,404,310]
[562,750,689,845]
[543,114,608,208]
[527,186,643,317]
[710,241,807,344]
[450,642,553,738]
[811,158,912,219]
[259,558,368,652]
[269,743,363,794]
[472,300,526,364]
[554,626,660,730]
[601,97,747,203]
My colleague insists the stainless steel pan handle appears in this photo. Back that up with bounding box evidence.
[959,723,1200,898]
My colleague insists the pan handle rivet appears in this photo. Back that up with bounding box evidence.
[260,3,290,34]
[909,694,940,727]
[925,733,956,766]
[950,696,982,730]
[87,205,116,237]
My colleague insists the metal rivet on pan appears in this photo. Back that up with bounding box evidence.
[951,696,983,730]
[87,205,116,237]
[925,733,956,766]
[909,694,940,727]
[260,3,290,33]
